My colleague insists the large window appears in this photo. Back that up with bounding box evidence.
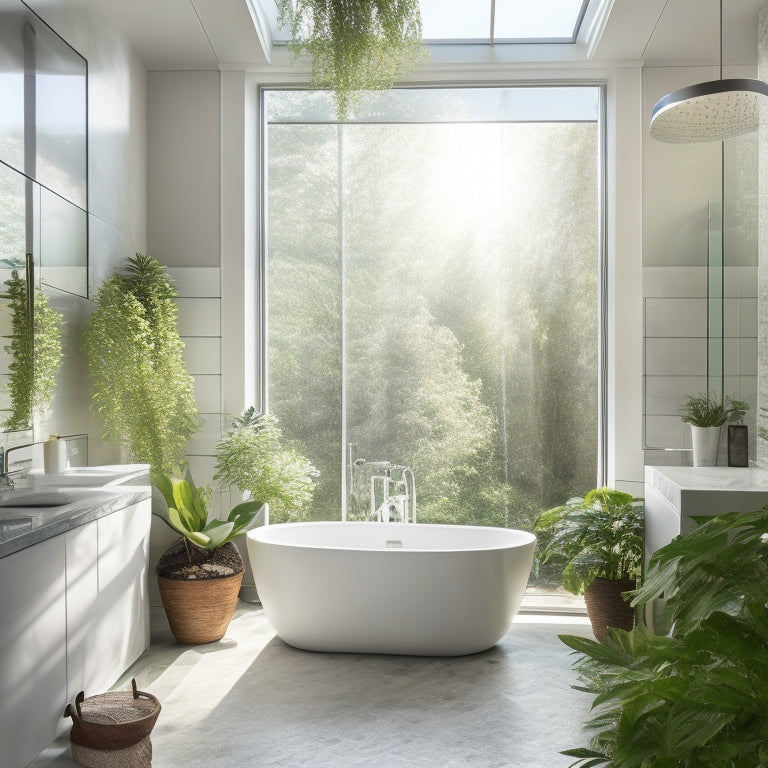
[264,86,603,599]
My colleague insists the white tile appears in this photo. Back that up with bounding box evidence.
[643,267,707,298]
[724,266,758,298]
[183,337,221,375]
[724,338,740,377]
[645,375,707,415]
[644,415,687,450]
[177,298,220,336]
[724,298,758,337]
[740,266,758,298]
[168,267,221,298]
[741,298,758,335]
[741,338,758,376]
[645,338,707,376]
[192,374,221,414]
[644,298,706,337]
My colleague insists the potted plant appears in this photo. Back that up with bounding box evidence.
[277,0,429,119]
[534,488,644,642]
[82,253,198,473]
[152,408,317,643]
[559,508,768,767]
[151,467,264,644]
[679,392,728,467]
[213,407,318,525]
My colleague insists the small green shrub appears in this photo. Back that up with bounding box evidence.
[213,407,318,524]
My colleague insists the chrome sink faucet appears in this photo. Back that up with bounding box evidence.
[0,442,36,490]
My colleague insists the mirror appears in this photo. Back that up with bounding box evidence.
[0,0,87,433]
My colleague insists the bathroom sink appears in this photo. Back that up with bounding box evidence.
[0,488,89,507]
[29,464,149,487]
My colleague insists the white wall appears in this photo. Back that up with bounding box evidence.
[23,0,147,463]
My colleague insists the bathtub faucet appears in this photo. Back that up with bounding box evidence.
[357,460,416,523]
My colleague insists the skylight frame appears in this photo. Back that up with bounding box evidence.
[271,0,593,47]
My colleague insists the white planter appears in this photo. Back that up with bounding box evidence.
[691,425,721,467]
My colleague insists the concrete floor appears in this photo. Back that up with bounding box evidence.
[32,605,595,768]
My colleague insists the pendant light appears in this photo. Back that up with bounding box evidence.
[649,0,768,143]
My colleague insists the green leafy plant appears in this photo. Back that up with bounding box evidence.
[534,488,644,595]
[213,407,318,524]
[560,508,768,767]
[678,393,749,427]
[82,253,198,473]
[1,262,63,429]
[277,0,429,119]
[152,467,263,555]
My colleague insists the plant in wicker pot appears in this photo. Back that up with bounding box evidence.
[152,468,264,644]
[534,488,644,642]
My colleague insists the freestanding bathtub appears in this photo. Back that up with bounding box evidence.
[246,521,536,656]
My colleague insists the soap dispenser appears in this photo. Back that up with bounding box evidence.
[43,435,62,474]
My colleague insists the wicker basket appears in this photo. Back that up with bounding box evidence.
[70,735,152,768]
[158,570,244,644]
[64,679,161,752]
[584,577,636,643]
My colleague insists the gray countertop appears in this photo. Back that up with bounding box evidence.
[0,469,152,559]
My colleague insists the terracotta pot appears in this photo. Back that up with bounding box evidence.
[583,577,636,643]
[157,571,244,644]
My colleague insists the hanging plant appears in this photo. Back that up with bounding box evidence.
[82,253,198,473]
[1,262,63,430]
[277,0,429,119]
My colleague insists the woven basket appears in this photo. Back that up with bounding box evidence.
[584,577,636,643]
[71,735,152,768]
[158,570,244,644]
[64,679,161,752]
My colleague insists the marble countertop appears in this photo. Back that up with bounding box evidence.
[645,465,768,510]
[0,467,151,559]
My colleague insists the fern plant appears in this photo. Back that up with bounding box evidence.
[213,407,318,524]
[82,253,198,473]
[560,509,768,767]
[277,0,429,119]
[1,263,63,430]
[534,488,645,594]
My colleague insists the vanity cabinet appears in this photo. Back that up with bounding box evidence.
[0,497,150,768]
[645,466,768,558]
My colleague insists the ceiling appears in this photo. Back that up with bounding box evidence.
[90,0,767,71]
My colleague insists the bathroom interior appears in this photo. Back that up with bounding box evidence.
[1,0,767,765]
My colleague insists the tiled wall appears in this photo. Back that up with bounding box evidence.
[643,265,758,467]
[168,266,235,516]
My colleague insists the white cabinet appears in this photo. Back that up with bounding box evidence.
[0,497,150,768]
[0,537,68,768]
[645,466,768,559]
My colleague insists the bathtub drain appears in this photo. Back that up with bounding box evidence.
[385,540,404,548]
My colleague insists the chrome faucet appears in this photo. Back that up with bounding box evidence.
[0,442,36,490]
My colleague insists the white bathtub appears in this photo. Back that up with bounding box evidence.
[246,521,536,656]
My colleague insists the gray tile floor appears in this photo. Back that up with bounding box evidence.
[32,605,595,767]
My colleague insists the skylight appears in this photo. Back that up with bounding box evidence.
[271,0,592,46]
[419,0,590,45]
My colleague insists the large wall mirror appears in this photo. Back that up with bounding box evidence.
[0,0,87,435]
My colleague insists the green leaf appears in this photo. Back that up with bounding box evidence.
[151,469,175,508]
[200,519,235,548]
[187,531,210,547]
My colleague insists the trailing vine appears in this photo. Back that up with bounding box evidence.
[1,264,63,430]
[277,0,429,119]
[82,253,198,473]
